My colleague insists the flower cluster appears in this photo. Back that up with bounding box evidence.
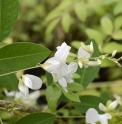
[86,99,119,124]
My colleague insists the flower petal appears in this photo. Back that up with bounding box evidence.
[67,62,78,74]
[99,103,107,112]
[23,74,42,90]
[18,79,29,98]
[78,46,91,59]
[99,113,112,124]
[87,60,101,66]
[108,100,118,110]
[54,42,71,63]
[86,108,99,123]
[58,77,67,88]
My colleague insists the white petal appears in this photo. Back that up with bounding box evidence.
[18,79,29,98]
[99,113,112,124]
[108,100,118,110]
[90,41,94,53]
[87,60,101,66]
[99,103,107,112]
[58,77,67,88]
[86,108,99,123]
[52,73,58,82]
[78,46,90,59]
[67,62,78,74]
[54,42,71,63]
[28,90,40,100]
[23,74,42,90]
[62,87,68,92]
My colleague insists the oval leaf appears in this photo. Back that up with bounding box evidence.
[0,42,50,76]
[113,30,122,40]
[15,113,56,124]
[114,1,122,15]
[0,0,18,42]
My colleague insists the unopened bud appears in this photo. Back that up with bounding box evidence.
[112,50,117,57]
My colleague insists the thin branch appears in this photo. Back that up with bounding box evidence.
[0,100,42,113]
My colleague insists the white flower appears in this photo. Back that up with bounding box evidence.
[52,62,78,92]
[18,74,42,98]
[77,42,101,68]
[86,108,112,124]
[42,42,71,73]
[99,100,118,112]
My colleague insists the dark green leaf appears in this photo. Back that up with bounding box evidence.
[73,95,107,113]
[15,113,56,124]
[74,40,100,87]
[46,72,53,85]
[0,0,18,42]
[0,42,50,76]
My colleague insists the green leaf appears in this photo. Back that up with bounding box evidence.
[0,0,18,42]
[71,41,81,49]
[0,42,50,76]
[101,16,113,35]
[46,85,62,111]
[67,82,84,92]
[102,0,116,5]
[114,16,122,31]
[86,28,104,44]
[61,13,72,33]
[73,95,107,113]
[113,30,122,40]
[0,73,18,90]
[15,113,56,124]
[74,40,100,87]
[101,58,116,67]
[74,2,87,22]
[114,1,122,15]
[45,18,60,35]
[63,91,80,103]
[103,42,122,53]
[46,72,53,85]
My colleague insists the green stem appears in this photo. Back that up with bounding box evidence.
[0,117,3,124]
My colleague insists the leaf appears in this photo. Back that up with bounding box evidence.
[114,1,122,15]
[46,72,53,85]
[74,2,87,22]
[113,30,122,40]
[0,73,18,90]
[71,41,81,49]
[103,42,122,53]
[102,0,116,5]
[0,42,50,76]
[85,28,104,44]
[74,40,100,88]
[114,16,122,31]
[46,85,62,112]
[63,91,80,103]
[73,95,107,113]
[101,16,113,35]
[15,113,56,124]
[67,82,84,92]
[45,18,60,35]
[61,13,72,33]
[0,0,18,42]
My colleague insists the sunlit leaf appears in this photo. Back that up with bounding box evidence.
[114,1,122,15]
[114,16,122,31]
[113,30,122,40]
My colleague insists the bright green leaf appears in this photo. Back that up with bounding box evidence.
[101,16,113,35]
[61,13,72,33]
[0,0,18,42]
[73,95,107,113]
[0,42,50,76]
[15,113,56,124]
[0,73,18,90]
[74,2,87,22]
[71,41,81,49]
[114,16,122,31]
[102,0,116,5]
[45,18,60,35]
[67,82,84,92]
[103,42,122,53]
[114,1,122,15]
[63,91,80,103]
[74,40,100,87]
[113,30,122,40]
[86,28,104,44]
[46,85,62,111]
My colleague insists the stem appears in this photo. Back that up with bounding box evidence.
[57,115,85,118]
[0,117,3,124]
